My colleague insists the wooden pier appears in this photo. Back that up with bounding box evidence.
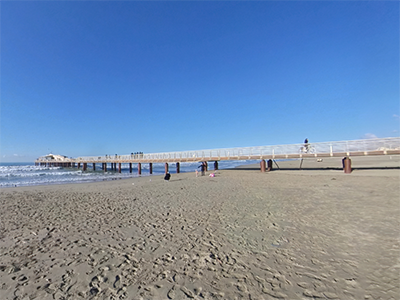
[35,137,400,174]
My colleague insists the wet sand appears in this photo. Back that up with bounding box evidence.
[0,156,399,299]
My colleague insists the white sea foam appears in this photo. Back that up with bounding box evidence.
[0,160,259,187]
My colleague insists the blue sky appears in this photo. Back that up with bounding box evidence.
[1,1,399,162]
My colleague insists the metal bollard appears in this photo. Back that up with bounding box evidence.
[260,159,266,172]
[342,157,352,173]
[267,159,273,171]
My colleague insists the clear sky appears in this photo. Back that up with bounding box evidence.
[1,1,399,162]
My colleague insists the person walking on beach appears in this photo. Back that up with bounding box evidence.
[198,162,206,176]
[304,138,310,153]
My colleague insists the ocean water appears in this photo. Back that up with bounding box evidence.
[0,160,259,188]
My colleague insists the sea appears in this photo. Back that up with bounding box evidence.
[0,160,259,188]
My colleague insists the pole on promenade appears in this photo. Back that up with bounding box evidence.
[138,163,142,175]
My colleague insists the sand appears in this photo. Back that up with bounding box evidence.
[0,156,399,300]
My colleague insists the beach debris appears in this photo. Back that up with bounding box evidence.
[164,173,171,181]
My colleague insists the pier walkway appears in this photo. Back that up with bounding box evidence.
[35,137,400,173]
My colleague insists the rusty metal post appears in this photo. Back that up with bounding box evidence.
[138,163,142,175]
[83,163,87,171]
[260,159,266,172]
[267,159,273,172]
[343,157,352,173]
[129,163,132,173]
[165,163,169,174]
[118,163,121,173]
[149,163,153,174]
[104,163,107,172]
[93,163,96,171]
[205,161,208,171]
[176,162,180,173]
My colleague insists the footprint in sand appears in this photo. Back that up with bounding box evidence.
[113,275,121,289]
[167,285,176,299]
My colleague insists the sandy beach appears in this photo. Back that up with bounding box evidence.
[0,156,399,300]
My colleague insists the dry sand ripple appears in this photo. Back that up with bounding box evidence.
[0,163,399,299]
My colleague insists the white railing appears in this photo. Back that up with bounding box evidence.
[72,137,400,162]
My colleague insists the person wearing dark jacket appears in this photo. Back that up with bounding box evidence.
[198,162,206,176]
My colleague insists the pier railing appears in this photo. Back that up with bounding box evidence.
[70,137,400,163]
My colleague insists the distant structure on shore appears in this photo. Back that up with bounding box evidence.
[40,154,71,161]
